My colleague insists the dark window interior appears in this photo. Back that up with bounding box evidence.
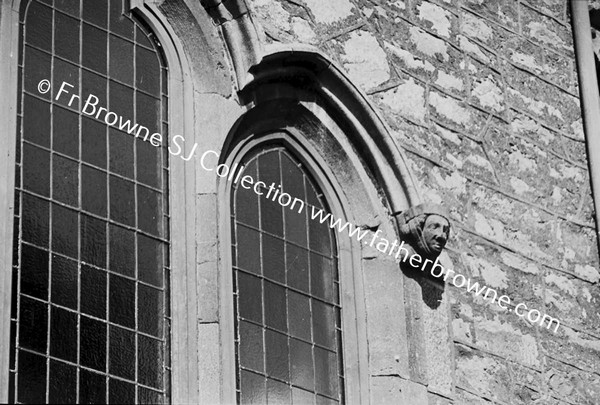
[10,0,170,403]
[231,145,345,404]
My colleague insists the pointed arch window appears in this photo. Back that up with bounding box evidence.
[230,143,345,404]
[9,0,171,403]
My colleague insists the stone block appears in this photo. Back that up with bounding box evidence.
[520,3,573,54]
[428,391,453,405]
[197,241,218,322]
[196,193,217,243]
[524,0,567,22]
[544,357,600,404]
[455,387,490,404]
[341,30,391,91]
[412,0,458,40]
[540,325,600,375]
[363,259,410,377]
[462,0,519,32]
[370,376,428,404]
[198,322,220,404]
[544,268,600,334]
[455,344,514,403]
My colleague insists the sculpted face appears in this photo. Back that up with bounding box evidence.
[422,214,450,254]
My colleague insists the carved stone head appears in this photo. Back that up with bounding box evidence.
[397,204,451,261]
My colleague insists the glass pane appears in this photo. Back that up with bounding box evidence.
[263,233,285,283]
[23,143,50,196]
[265,329,289,381]
[81,214,107,268]
[138,234,163,287]
[288,290,311,341]
[237,224,261,275]
[109,175,135,226]
[51,254,78,310]
[290,338,314,390]
[138,335,163,389]
[238,272,262,323]
[55,11,80,63]
[23,93,50,147]
[50,306,77,362]
[235,160,259,228]
[309,214,332,256]
[138,283,163,337]
[80,316,107,372]
[315,347,338,398]
[109,224,135,277]
[137,185,162,237]
[240,370,266,405]
[49,360,77,403]
[109,326,135,380]
[137,139,161,188]
[267,378,291,404]
[136,45,160,95]
[55,0,79,18]
[26,2,52,51]
[313,300,335,350]
[286,244,309,293]
[22,194,50,248]
[82,0,107,28]
[79,370,107,404]
[109,80,134,122]
[53,59,80,108]
[310,253,334,302]
[109,274,135,328]
[17,350,47,403]
[82,23,107,74]
[21,243,49,300]
[53,105,79,159]
[24,46,51,100]
[110,35,133,85]
[52,154,79,207]
[82,165,107,217]
[109,128,135,179]
[19,296,48,353]
[81,264,106,319]
[109,379,135,404]
[52,204,78,259]
[264,281,287,332]
[239,321,264,373]
[82,117,107,168]
[109,1,134,39]
[293,386,315,405]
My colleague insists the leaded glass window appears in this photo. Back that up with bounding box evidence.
[231,144,345,404]
[10,0,170,403]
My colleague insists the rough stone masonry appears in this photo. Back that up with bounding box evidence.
[247,0,600,403]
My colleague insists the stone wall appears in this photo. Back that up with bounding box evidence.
[246,0,600,403]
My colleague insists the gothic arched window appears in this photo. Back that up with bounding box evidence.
[10,0,170,403]
[230,143,344,404]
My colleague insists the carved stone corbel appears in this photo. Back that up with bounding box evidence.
[395,203,451,265]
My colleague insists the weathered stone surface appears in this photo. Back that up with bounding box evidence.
[244,1,600,404]
[370,376,428,404]
[198,323,220,404]
[363,259,410,377]
[455,344,514,403]
[341,30,391,90]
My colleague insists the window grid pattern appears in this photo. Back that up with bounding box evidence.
[10,0,171,403]
[231,146,345,405]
